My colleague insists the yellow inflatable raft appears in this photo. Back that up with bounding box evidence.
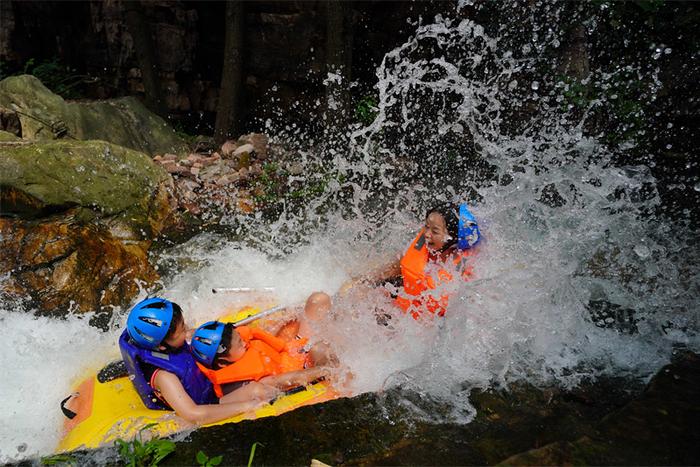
[56,307,337,452]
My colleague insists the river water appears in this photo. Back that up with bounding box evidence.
[1,2,698,463]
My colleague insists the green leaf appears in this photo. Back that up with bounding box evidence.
[247,442,264,467]
[41,454,77,466]
[140,422,159,432]
[196,450,208,465]
[209,455,224,466]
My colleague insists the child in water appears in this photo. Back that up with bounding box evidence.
[191,293,340,399]
[119,297,271,424]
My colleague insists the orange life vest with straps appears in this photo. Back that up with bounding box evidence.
[395,229,474,319]
[197,326,310,398]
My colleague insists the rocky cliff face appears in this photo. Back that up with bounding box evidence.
[0,1,443,130]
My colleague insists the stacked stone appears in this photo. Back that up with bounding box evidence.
[154,132,269,216]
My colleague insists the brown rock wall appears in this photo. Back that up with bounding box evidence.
[0,212,157,315]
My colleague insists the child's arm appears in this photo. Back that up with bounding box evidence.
[258,367,330,390]
[275,319,300,341]
[340,259,402,294]
[154,371,264,425]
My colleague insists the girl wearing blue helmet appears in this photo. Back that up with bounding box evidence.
[334,202,481,319]
[120,297,273,425]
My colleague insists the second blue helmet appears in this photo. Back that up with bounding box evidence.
[191,321,226,367]
[457,203,481,250]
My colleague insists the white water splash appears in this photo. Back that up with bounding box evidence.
[0,312,115,462]
[1,4,699,463]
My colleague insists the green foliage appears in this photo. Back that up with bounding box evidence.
[558,75,590,109]
[41,454,77,466]
[355,94,379,126]
[196,450,223,467]
[114,423,176,467]
[251,161,346,207]
[251,162,287,204]
[247,442,264,467]
[21,57,89,99]
[172,121,198,146]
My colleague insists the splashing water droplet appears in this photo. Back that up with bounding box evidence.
[531,81,540,91]
[634,245,651,259]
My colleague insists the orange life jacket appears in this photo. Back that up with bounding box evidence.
[396,229,474,319]
[197,326,310,398]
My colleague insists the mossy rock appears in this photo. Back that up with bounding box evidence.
[0,75,187,155]
[0,139,173,238]
[0,129,20,141]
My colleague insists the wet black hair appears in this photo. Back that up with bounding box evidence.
[157,302,185,353]
[426,202,459,251]
[164,302,184,339]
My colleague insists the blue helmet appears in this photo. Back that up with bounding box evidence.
[191,321,226,368]
[126,298,175,350]
[457,203,481,250]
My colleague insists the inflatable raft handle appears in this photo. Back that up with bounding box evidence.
[268,376,326,405]
[233,305,286,327]
[60,395,77,420]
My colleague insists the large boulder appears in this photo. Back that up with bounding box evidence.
[0,213,158,315]
[0,139,177,314]
[0,75,187,156]
[0,140,174,237]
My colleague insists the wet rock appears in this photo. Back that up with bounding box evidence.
[193,135,217,154]
[238,166,250,180]
[0,211,158,315]
[1,140,174,234]
[500,352,700,466]
[0,75,187,156]
[0,105,21,136]
[238,132,269,160]
[186,152,220,167]
[215,173,240,186]
[198,161,225,182]
[159,160,179,173]
[176,178,200,193]
[221,139,240,158]
[288,162,304,175]
[249,163,263,177]
[237,194,255,213]
[0,129,19,141]
[233,143,255,158]
[0,139,176,313]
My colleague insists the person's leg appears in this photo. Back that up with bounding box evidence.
[304,292,331,320]
[308,341,337,366]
